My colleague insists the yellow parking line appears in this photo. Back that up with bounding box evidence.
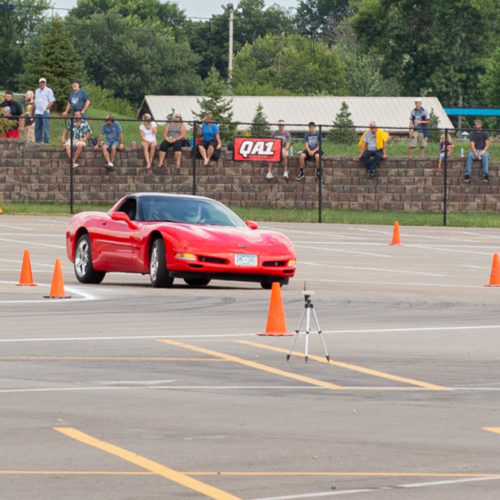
[238,340,451,391]
[159,339,345,390]
[1,469,499,478]
[0,356,223,362]
[0,470,152,475]
[53,427,241,500]
[187,471,500,478]
[483,427,500,435]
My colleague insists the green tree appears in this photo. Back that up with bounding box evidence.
[67,0,188,40]
[328,101,357,144]
[0,0,51,89]
[295,0,352,43]
[232,34,347,95]
[194,67,236,144]
[250,103,271,137]
[351,0,498,107]
[334,21,401,96]
[20,16,86,110]
[186,0,294,80]
[66,12,202,105]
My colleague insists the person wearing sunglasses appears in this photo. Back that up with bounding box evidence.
[158,114,186,168]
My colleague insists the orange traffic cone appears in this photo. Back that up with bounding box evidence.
[17,249,37,286]
[390,221,401,245]
[258,282,294,336]
[485,253,500,287]
[44,259,70,299]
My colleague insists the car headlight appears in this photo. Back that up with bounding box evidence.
[287,259,296,267]
[175,252,197,261]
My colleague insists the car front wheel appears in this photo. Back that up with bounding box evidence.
[74,234,106,284]
[150,238,173,288]
[184,277,211,287]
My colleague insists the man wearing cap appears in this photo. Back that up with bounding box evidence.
[62,80,90,117]
[408,98,430,156]
[34,77,56,144]
[266,120,291,179]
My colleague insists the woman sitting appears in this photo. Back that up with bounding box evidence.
[139,113,157,170]
[158,114,186,168]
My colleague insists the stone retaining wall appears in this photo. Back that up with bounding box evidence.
[1,138,499,212]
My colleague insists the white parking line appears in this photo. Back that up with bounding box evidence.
[0,323,499,343]
[0,281,99,302]
[251,475,500,499]
[0,236,65,249]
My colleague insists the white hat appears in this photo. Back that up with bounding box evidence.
[414,98,423,103]
[39,77,47,83]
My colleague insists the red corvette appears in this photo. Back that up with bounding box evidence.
[66,193,296,288]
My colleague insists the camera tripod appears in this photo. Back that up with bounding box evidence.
[286,292,330,363]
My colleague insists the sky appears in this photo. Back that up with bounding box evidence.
[51,0,299,19]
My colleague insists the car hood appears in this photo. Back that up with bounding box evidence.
[160,223,295,256]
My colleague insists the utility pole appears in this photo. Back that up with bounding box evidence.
[222,3,234,94]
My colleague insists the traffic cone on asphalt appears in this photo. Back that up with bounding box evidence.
[485,253,500,287]
[17,249,37,286]
[44,259,70,299]
[390,221,401,245]
[258,282,294,336]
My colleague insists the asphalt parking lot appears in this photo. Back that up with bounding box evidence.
[1,215,500,499]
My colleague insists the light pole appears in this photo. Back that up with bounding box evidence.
[222,3,234,94]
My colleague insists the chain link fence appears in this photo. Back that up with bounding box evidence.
[14,115,500,226]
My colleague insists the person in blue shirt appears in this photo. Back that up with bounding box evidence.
[94,114,124,170]
[198,114,221,166]
[296,122,323,181]
[62,80,90,117]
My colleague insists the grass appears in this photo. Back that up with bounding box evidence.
[2,202,500,227]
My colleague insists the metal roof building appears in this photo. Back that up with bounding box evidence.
[138,95,454,132]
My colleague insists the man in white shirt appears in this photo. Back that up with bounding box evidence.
[34,77,56,144]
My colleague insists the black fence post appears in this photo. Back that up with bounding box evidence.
[69,116,74,215]
[443,128,448,226]
[318,124,323,223]
[192,120,197,195]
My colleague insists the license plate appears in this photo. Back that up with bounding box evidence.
[235,254,258,266]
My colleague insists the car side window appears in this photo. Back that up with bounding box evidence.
[116,199,137,221]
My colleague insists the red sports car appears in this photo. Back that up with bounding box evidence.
[66,193,296,288]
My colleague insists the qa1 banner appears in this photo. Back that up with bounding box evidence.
[233,137,282,162]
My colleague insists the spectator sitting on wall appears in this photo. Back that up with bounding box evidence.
[464,119,490,183]
[158,114,186,168]
[61,110,92,168]
[34,77,56,144]
[0,91,24,139]
[198,114,221,166]
[358,121,389,178]
[23,90,35,142]
[139,113,157,170]
[94,114,124,170]
[438,133,454,172]
[62,80,90,117]
[266,119,291,180]
[408,98,430,156]
[296,121,323,181]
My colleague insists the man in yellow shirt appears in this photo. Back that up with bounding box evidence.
[358,121,389,177]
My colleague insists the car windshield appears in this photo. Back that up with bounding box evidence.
[138,196,246,227]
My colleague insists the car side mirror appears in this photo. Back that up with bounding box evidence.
[111,211,137,229]
[245,220,258,230]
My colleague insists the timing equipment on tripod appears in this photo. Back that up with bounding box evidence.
[286,286,330,363]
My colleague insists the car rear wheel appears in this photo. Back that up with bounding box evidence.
[184,277,211,287]
[74,234,106,284]
[150,238,173,288]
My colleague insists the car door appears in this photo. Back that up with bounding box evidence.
[93,198,143,272]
